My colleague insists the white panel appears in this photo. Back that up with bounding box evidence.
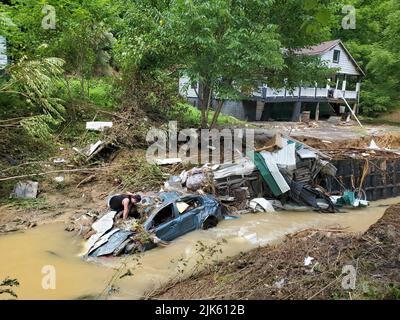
[0,36,7,69]
[301,87,316,97]
[320,43,360,76]
[179,76,198,98]
[316,88,328,97]
[346,91,358,99]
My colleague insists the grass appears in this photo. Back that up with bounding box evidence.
[2,197,52,211]
[361,117,400,127]
[61,77,117,111]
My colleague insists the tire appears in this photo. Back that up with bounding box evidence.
[202,217,218,230]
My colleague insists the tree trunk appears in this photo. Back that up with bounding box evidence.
[210,100,224,129]
[199,82,211,129]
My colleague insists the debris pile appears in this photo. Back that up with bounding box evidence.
[68,134,382,259]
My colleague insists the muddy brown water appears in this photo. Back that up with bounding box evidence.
[1,197,399,300]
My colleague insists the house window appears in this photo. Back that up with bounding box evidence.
[333,50,341,63]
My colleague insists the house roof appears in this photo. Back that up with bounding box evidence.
[297,40,340,56]
[297,39,365,77]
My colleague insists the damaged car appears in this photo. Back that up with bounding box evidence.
[87,194,225,258]
[144,194,224,240]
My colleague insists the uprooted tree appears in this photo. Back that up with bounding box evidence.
[0,56,66,140]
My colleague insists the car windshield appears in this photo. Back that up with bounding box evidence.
[177,198,202,215]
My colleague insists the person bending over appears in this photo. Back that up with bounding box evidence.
[108,193,142,220]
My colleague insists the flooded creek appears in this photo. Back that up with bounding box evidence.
[1,197,399,300]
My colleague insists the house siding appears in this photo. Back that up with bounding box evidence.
[320,43,360,76]
[179,76,198,98]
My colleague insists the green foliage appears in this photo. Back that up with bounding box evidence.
[5,198,51,211]
[0,56,66,140]
[170,103,245,128]
[115,0,338,127]
[116,154,165,192]
[1,0,117,75]
[335,0,400,115]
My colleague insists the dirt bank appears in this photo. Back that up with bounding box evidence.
[295,132,400,151]
[0,148,166,234]
[150,204,400,300]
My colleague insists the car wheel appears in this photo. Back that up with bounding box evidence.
[203,217,218,230]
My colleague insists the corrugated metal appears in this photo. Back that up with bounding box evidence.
[261,139,297,171]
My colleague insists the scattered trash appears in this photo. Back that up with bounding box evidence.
[332,190,369,208]
[304,256,314,266]
[11,181,39,199]
[213,157,256,180]
[274,278,286,289]
[249,198,275,213]
[53,176,64,183]
[185,167,212,191]
[154,158,182,165]
[69,129,389,260]
[86,121,113,131]
[164,176,184,192]
[86,140,104,157]
[53,158,67,164]
[368,139,380,150]
[73,140,106,158]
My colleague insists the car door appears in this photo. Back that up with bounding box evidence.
[153,204,180,241]
[178,198,205,235]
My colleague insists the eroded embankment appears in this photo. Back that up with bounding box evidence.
[150,204,400,300]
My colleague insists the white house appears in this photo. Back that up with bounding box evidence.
[0,36,7,70]
[179,40,365,121]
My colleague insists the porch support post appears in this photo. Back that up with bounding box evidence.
[256,101,265,121]
[292,101,302,122]
[315,102,320,121]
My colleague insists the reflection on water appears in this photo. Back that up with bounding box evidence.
[1,197,398,300]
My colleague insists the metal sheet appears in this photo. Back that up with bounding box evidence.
[87,228,120,255]
[296,148,317,159]
[92,211,117,234]
[263,140,297,170]
[90,230,133,257]
[247,151,290,197]
[213,157,256,180]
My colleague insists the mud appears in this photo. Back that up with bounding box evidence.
[152,204,400,300]
[1,198,398,300]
